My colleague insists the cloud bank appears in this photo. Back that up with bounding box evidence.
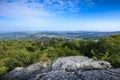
[0,0,96,18]
[0,0,120,31]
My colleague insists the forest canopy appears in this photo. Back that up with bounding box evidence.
[0,34,120,77]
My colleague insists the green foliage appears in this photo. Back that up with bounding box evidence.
[95,35,120,67]
[46,47,58,60]
[0,57,22,71]
[101,52,109,61]
[0,35,120,78]
[108,55,120,67]
[0,66,7,77]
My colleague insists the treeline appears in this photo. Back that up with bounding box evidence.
[0,35,120,77]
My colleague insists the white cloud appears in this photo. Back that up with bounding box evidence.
[2,0,118,31]
[0,1,52,18]
[0,0,55,27]
[0,0,97,18]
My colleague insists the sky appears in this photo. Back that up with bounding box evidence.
[0,0,120,32]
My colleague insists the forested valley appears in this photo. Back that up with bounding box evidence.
[0,34,120,77]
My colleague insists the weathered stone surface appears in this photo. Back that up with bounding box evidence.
[33,68,120,80]
[75,68,120,80]
[52,56,111,71]
[3,56,120,80]
[34,71,79,80]
[3,62,46,80]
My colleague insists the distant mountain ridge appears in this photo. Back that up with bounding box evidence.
[0,31,120,40]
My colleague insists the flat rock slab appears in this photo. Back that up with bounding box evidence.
[3,62,46,80]
[34,68,120,80]
[3,56,117,80]
[52,56,111,71]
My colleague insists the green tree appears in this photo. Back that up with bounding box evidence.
[96,35,120,67]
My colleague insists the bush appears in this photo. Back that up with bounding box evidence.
[0,66,7,77]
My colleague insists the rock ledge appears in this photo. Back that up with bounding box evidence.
[3,56,120,80]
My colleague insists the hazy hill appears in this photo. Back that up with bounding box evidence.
[0,31,120,40]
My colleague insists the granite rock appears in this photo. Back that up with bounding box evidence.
[33,68,120,80]
[52,56,111,71]
[3,62,46,80]
[3,56,120,80]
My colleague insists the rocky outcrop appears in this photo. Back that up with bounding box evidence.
[52,56,111,71]
[34,68,120,80]
[3,62,46,80]
[3,56,120,80]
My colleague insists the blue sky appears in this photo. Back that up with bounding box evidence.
[0,0,120,32]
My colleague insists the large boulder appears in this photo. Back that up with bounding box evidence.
[52,56,111,71]
[3,56,119,80]
[34,68,120,80]
[2,62,46,80]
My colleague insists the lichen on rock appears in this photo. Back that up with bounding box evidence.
[52,56,111,71]
[3,56,120,80]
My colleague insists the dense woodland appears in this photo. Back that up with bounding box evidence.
[0,34,120,77]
